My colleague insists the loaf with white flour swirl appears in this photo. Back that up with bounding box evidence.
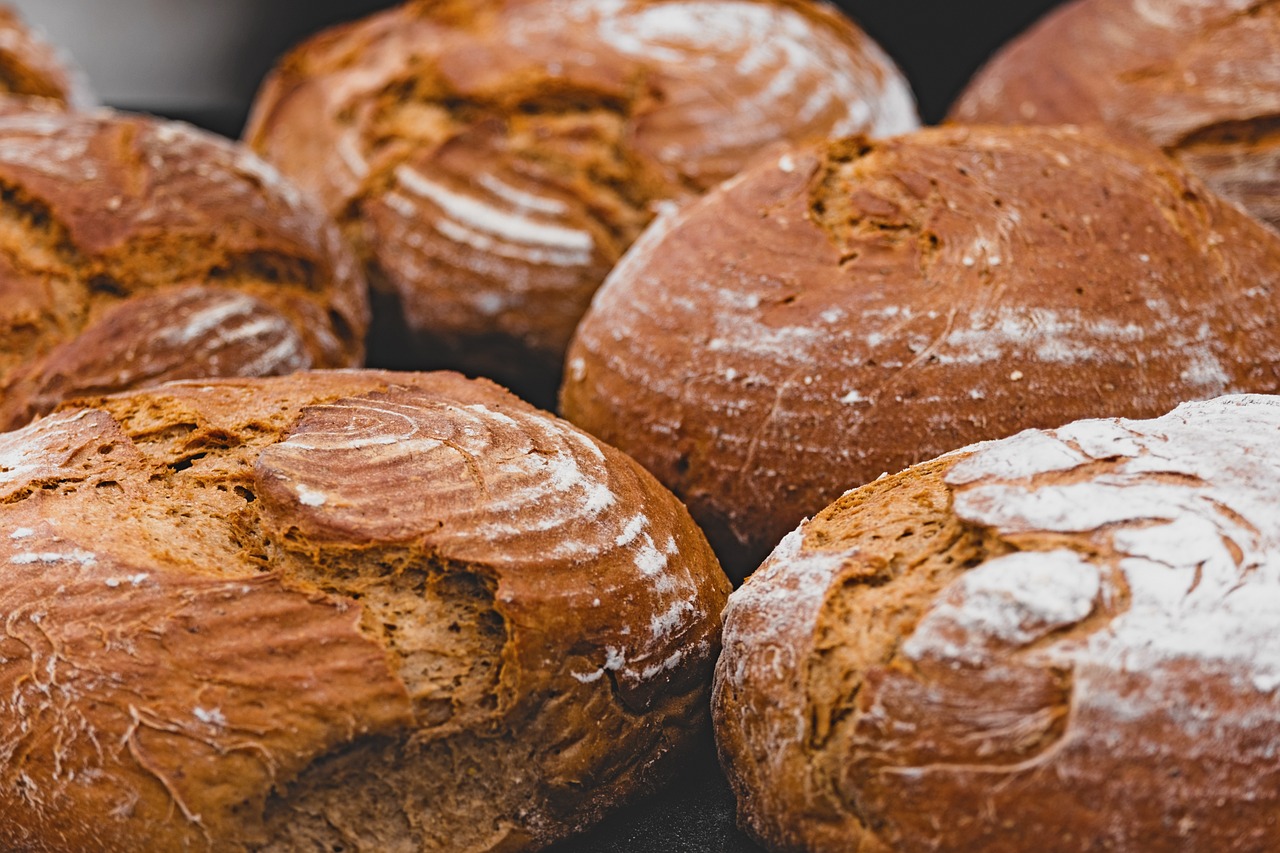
[0,370,730,851]
[715,394,1280,852]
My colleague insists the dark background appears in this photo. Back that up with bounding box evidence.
[838,0,1067,121]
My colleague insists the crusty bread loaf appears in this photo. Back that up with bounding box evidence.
[0,5,91,109]
[0,369,730,852]
[949,0,1280,231]
[714,393,1280,852]
[561,125,1280,580]
[245,0,918,404]
[0,109,369,431]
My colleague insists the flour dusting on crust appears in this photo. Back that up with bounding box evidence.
[947,394,1280,704]
[715,394,1280,851]
[257,383,715,683]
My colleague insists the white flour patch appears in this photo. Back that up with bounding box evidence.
[945,395,1280,734]
[296,484,328,507]
[903,550,1100,665]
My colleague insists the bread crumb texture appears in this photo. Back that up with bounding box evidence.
[0,110,369,431]
[0,370,729,852]
[950,0,1280,231]
[245,0,917,400]
[715,394,1280,852]
[561,124,1280,580]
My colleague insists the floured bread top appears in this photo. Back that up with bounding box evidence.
[0,109,369,430]
[0,5,92,109]
[562,124,1280,579]
[950,0,1280,231]
[715,394,1280,853]
[0,370,728,852]
[246,0,917,402]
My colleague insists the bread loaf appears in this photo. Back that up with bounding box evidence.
[245,0,918,404]
[0,109,369,430]
[561,125,1280,580]
[949,0,1280,231]
[713,393,1280,852]
[0,369,730,851]
[0,5,91,109]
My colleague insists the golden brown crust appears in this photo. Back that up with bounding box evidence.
[0,110,369,430]
[949,0,1280,231]
[245,0,918,403]
[0,5,91,109]
[560,125,1280,580]
[715,394,1280,852]
[0,369,730,851]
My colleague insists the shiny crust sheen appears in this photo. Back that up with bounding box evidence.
[245,0,918,401]
[560,125,1280,580]
[0,370,729,851]
[0,110,369,430]
[714,394,1280,852]
[950,0,1280,231]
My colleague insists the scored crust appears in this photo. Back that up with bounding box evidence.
[560,124,1280,580]
[0,110,369,431]
[949,0,1280,231]
[714,394,1280,853]
[245,0,918,403]
[0,370,729,852]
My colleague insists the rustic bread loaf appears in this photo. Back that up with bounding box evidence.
[714,393,1280,852]
[0,369,730,852]
[0,5,91,109]
[0,109,369,431]
[244,0,918,405]
[949,0,1280,231]
[561,125,1280,580]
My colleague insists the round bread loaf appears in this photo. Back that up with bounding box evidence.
[561,125,1280,580]
[949,0,1280,232]
[0,5,91,109]
[713,393,1280,852]
[244,0,918,404]
[0,109,369,431]
[0,369,730,851]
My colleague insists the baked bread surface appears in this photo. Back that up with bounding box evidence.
[714,394,1280,852]
[950,0,1280,231]
[0,5,92,109]
[245,0,918,402]
[0,369,729,852]
[0,109,369,430]
[561,124,1280,579]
